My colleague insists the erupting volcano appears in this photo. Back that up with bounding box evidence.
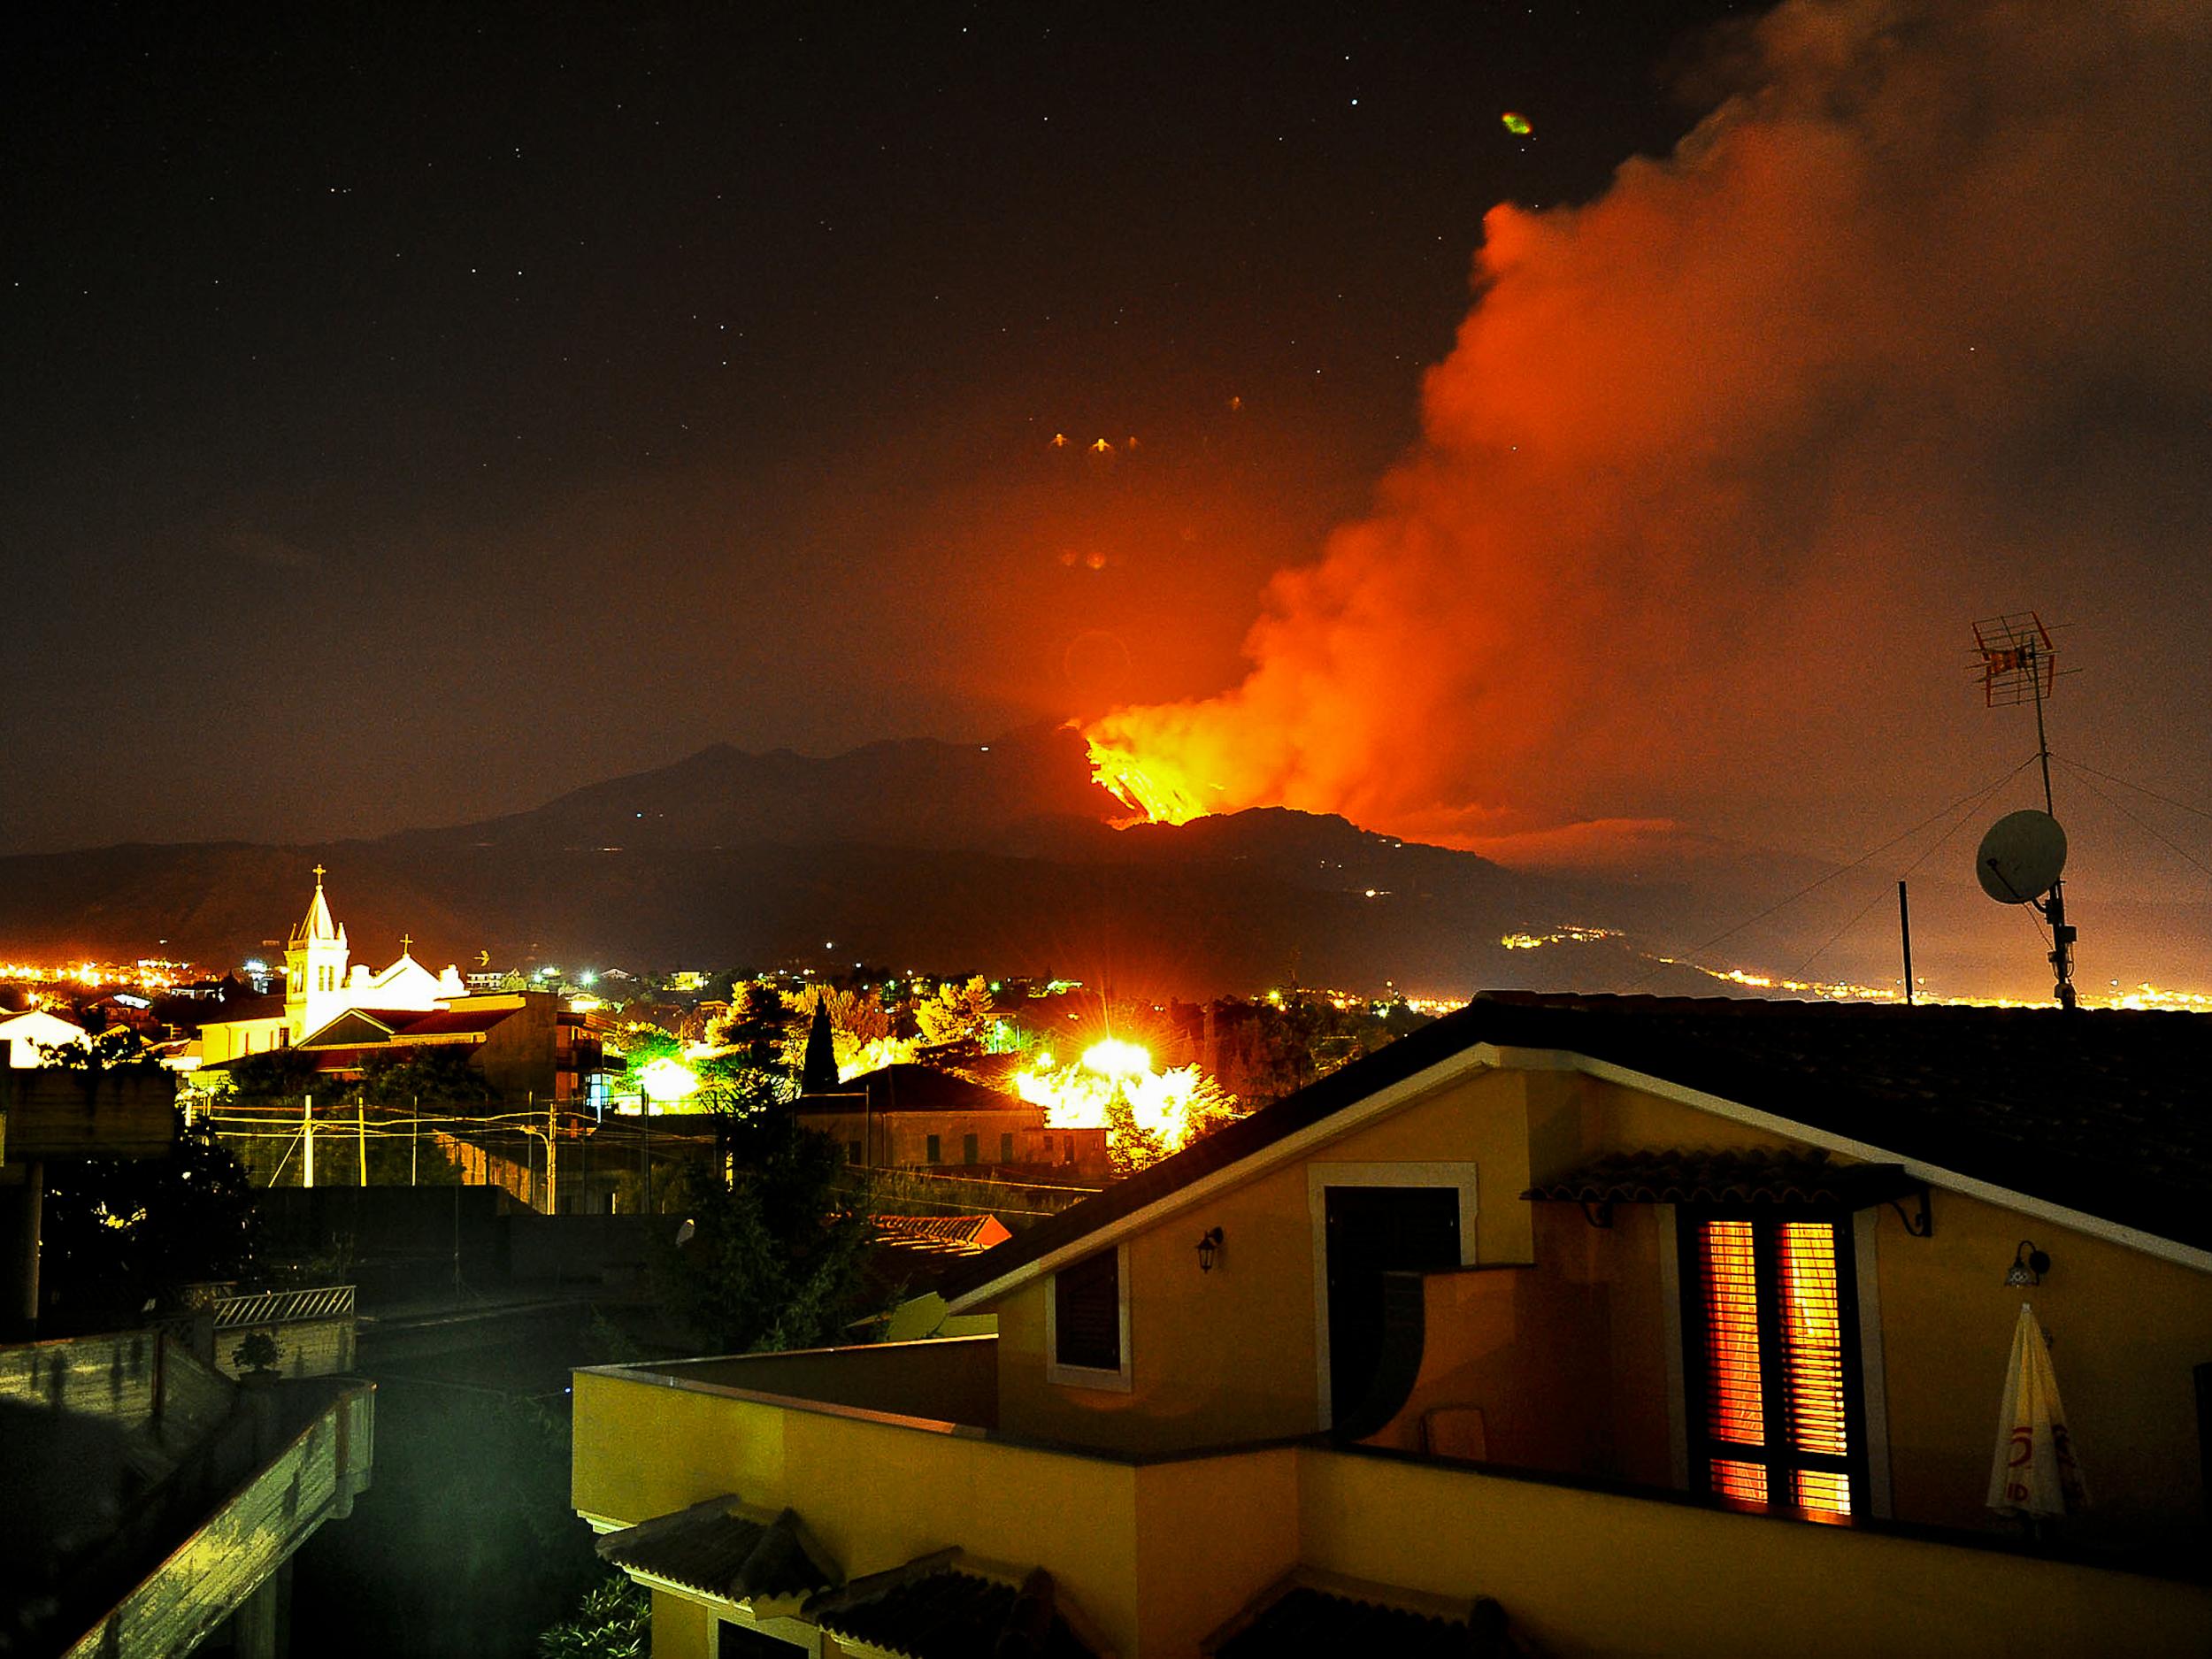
[1079,0,2212,870]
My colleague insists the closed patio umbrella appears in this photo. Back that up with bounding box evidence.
[1987,1302,2089,1519]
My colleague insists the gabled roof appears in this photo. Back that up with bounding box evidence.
[597,1496,834,1612]
[298,1008,420,1047]
[937,994,2212,1305]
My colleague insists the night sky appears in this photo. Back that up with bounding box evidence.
[6,2,2210,938]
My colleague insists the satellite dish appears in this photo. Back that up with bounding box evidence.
[1977,809,2067,903]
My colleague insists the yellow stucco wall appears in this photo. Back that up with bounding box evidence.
[1298,1445,2211,1658]
[1870,1186,2212,1545]
[649,1590,710,1659]
[988,1064,1538,1452]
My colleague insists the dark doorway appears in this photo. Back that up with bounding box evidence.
[1324,1185,1462,1426]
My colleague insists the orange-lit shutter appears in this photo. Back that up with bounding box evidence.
[1778,1222,1852,1515]
[1699,1220,1770,1502]
[1686,1215,1859,1517]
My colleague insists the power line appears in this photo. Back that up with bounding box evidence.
[2055,756,2212,825]
[1631,755,2042,987]
[2054,757,2212,887]
[1787,763,2028,979]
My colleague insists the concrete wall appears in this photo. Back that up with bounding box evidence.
[0,1328,164,1423]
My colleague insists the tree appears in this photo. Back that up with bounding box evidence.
[652,1113,877,1354]
[41,1110,260,1328]
[225,1047,328,1105]
[357,1045,493,1109]
[914,974,995,1047]
[538,1575,649,1659]
[778,985,907,1081]
[233,1331,282,1375]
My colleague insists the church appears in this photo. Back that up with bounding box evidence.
[195,868,468,1066]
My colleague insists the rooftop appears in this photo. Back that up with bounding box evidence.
[939,993,2212,1301]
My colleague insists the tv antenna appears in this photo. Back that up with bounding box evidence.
[1971,612,2079,1008]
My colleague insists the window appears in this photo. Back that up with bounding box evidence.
[1680,1212,1863,1516]
[925,1133,941,1164]
[999,1132,1014,1164]
[847,1140,862,1164]
[1048,1245,1129,1388]
[962,1133,979,1165]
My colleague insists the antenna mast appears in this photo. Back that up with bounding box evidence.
[1973,613,2078,1009]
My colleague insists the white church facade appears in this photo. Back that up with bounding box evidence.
[196,869,467,1067]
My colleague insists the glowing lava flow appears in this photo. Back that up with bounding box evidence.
[1085,733,1210,826]
[1015,1038,1240,1169]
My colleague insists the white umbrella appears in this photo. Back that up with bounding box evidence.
[1987,1302,2090,1519]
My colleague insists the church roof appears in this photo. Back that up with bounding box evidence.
[288,871,347,949]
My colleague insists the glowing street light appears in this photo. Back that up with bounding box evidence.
[638,1056,699,1102]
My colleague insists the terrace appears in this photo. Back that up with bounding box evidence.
[572,1336,2212,1657]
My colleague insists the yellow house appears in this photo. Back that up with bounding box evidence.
[572,994,2212,1656]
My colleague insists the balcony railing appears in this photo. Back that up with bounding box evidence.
[211,1284,357,1330]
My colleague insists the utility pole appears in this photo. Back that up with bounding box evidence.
[411,1095,419,1187]
[357,1097,369,1186]
[545,1095,558,1217]
[303,1094,315,1188]
[1898,880,1915,1006]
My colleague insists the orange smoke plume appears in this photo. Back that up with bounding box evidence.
[1087,0,2212,858]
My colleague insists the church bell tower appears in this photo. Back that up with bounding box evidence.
[284,864,350,1034]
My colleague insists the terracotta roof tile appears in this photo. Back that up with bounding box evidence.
[811,1562,1093,1659]
[597,1497,833,1608]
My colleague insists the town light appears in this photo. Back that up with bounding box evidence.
[639,1057,699,1102]
[1082,1038,1150,1079]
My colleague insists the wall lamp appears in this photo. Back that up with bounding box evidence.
[2005,1240,2051,1287]
[1195,1226,1224,1273]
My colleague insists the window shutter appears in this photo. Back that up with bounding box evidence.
[1054,1248,1121,1372]
[1686,1214,1860,1516]
[1778,1221,1853,1514]
[1698,1220,1769,1502]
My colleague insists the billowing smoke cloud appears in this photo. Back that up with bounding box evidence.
[1089,0,2212,864]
